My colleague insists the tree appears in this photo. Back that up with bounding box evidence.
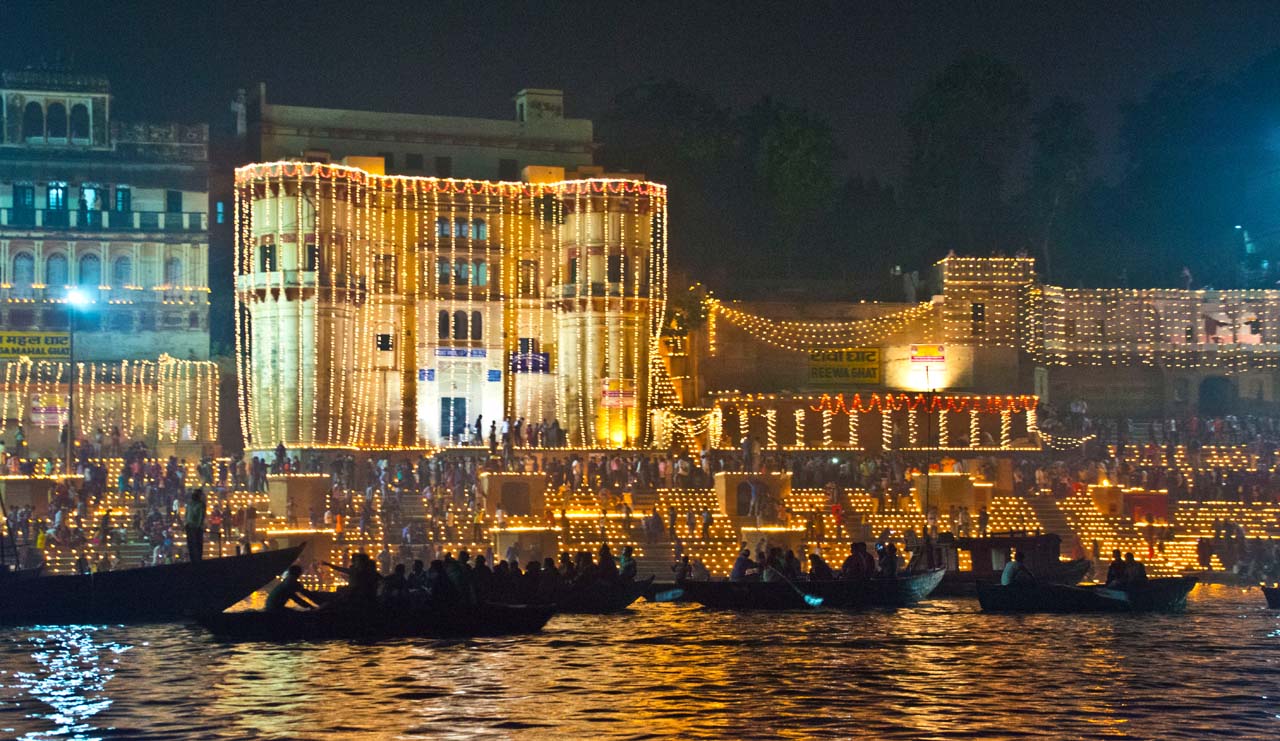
[902,53,1030,262]
[1026,96,1096,281]
[740,98,843,271]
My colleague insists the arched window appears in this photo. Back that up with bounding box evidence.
[452,310,467,340]
[473,260,488,287]
[78,254,101,287]
[453,260,469,285]
[472,219,487,240]
[46,103,67,139]
[164,257,182,286]
[437,310,450,340]
[470,310,482,340]
[12,252,34,285]
[46,254,68,286]
[70,104,89,140]
[453,218,468,237]
[23,102,43,141]
[112,256,133,286]
[436,218,450,237]
[437,257,450,285]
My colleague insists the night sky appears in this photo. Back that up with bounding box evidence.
[5,0,1280,184]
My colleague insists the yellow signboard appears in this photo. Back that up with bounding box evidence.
[808,349,880,386]
[0,332,70,359]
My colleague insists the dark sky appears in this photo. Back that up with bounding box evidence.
[5,0,1280,182]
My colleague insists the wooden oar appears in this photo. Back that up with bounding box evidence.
[765,567,824,607]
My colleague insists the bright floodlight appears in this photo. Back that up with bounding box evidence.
[66,288,90,308]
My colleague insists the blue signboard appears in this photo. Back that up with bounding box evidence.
[435,348,487,358]
[487,369,502,382]
[420,369,435,382]
[509,352,551,373]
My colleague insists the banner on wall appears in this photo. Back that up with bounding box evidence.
[808,349,880,386]
[0,332,70,360]
[30,394,68,427]
[601,378,637,408]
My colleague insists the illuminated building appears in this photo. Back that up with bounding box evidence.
[0,69,216,454]
[693,256,1280,432]
[234,161,667,451]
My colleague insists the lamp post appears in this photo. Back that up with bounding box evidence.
[65,287,90,477]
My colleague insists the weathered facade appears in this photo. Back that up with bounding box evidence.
[0,69,215,455]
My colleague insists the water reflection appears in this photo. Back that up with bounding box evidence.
[1,625,130,741]
[0,589,1277,739]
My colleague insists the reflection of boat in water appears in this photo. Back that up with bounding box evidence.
[977,576,1198,613]
[930,533,1091,596]
[680,569,946,611]
[199,601,556,641]
[0,545,304,626]
[1264,586,1280,609]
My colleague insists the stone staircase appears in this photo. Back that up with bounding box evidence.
[1024,495,1084,557]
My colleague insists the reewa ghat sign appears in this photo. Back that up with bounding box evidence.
[808,349,880,386]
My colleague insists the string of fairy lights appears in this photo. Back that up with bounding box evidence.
[704,297,935,352]
[234,161,668,451]
[0,355,217,442]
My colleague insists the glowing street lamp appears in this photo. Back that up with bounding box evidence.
[64,287,92,476]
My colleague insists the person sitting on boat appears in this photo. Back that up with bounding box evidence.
[761,548,785,582]
[619,546,637,582]
[598,543,619,580]
[807,552,836,580]
[1000,550,1036,587]
[689,557,711,581]
[1105,549,1126,588]
[877,542,899,578]
[1122,552,1148,585]
[325,553,380,606]
[407,559,428,590]
[730,548,754,582]
[379,563,410,605]
[266,565,320,612]
[673,554,692,582]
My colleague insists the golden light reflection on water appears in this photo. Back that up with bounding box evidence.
[0,587,1278,739]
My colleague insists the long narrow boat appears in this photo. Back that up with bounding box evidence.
[1262,586,1279,609]
[198,601,556,641]
[934,558,1092,597]
[0,544,305,626]
[976,576,1197,614]
[553,576,654,614]
[679,569,946,611]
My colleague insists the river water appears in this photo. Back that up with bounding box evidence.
[0,585,1277,740]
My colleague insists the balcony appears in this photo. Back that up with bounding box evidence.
[0,208,206,233]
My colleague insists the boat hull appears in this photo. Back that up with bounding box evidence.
[553,576,652,614]
[934,558,1092,597]
[199,602,556,641]
[977,576,1197,614]
[680,569,946,611]
[1262,586,1279,609]
[0,545,305,626]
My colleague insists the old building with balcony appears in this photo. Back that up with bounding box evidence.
[0,69,214,456]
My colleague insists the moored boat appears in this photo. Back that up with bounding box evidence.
[0,544,305,626]
[198,601,556,641]
[1261,586,1279,609]
[553,576,653,614]
[680,569,946,611]
[977,576,1197,614]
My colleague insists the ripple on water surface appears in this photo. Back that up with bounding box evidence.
[0,585,1278,739]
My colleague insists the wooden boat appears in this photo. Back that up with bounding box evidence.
[198,601,556,641]
[934,557,1092,597]
[680,569,946,611]
[1261,586,1279,609]
[808,568,946,608]
[553,576,653,614]
[0,544,305,626]
[977,576,1198,614]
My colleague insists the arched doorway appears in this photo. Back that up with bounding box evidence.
[1198,376,1236,417]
